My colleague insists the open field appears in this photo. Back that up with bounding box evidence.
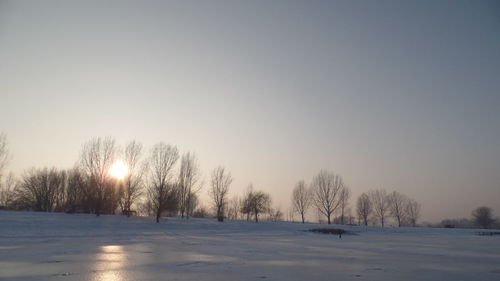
[1,211,499,281]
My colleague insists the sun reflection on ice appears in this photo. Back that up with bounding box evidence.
[93,245,127,281]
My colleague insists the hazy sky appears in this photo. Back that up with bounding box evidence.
[1,0,499,222]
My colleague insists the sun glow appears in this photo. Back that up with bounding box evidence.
[110,160,128,180]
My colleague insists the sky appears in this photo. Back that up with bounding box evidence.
[0,0,499,222]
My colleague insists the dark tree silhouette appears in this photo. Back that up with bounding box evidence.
[118,141,145,217]
[64,168,88,213]
[249,191,271,222]
[147,143,179,223]
[17,168,66,212]
[79,137,117,216]
[472,206,495,229]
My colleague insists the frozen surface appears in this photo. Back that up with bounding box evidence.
[1,211,499,281]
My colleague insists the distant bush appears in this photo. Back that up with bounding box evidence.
[192,207,209,218]
[440,218,474,229]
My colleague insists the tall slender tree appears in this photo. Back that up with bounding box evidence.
[209,166,232,222]
[338,186,351,224]
[405,198,421,227]
[147,143,179,223]
[370,189,389,227]
[388,191,408,227]
[356,192,372,226]
[79,137,117,216]
[0,133,11,206]
[119,141,145,217]
[291,180,311,223]
[177,152,201,219]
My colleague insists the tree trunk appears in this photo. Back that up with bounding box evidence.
[301,212,305,224]
[327,214,331,224]
[217,207,223,222]
[156,207,161,223]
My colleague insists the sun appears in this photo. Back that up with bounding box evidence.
[110,160,128,180]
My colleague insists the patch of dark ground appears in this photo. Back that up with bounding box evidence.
[309,228,357,236]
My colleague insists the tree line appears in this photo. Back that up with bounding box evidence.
[436,206,499,230]
[290,171,422,227]
[0,135,281,223]
[0,133,498,229]
[0,136,198,220]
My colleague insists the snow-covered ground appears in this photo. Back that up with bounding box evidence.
[0,211,499,281]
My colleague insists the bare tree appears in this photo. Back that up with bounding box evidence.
[177,152,201,219]
[291,180,311,223]
[356,192,372,226]
[388,191,408,227]
[472,206,495,229]
[79,137,117,216]
[64,168,87,213]
[209,166,232,222]
[267,206,283,222]
[370,189,389,227]
[405,198,421,227]
[17,168,66,212]
[311,170,344,224]
[0,132,9,181]
[227,195,241,220]
[147,143,179,223]
[0,133,10,202]
[286,207,294,222]
[0,172,16,207]
[118,141,145,217]
[338,186,350,224]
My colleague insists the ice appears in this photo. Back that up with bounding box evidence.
[1,211,499,281]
